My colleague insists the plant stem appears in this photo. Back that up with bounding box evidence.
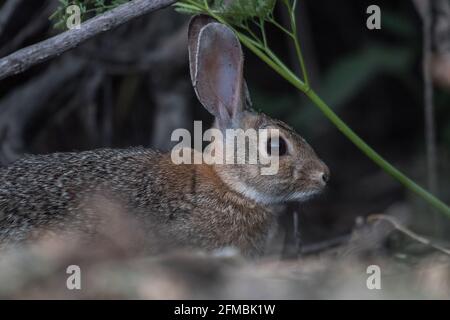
[258,18,268,48]
[238,33,306,90]
[287,0,309,85]
[268,16,294,37]
[306,90,449,217]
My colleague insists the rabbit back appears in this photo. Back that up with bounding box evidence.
[0,148,274,255]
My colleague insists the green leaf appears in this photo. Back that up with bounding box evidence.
[213,0,276,24]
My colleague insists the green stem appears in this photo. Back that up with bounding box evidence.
[258,18,268,48]
[287,0,309,85]
[238,33,306,90]
[241,22,261,43]
[306,90,450,217]
[268,17,294,37]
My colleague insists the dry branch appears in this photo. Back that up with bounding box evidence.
[0,0,177,80]
[368,214,450,256]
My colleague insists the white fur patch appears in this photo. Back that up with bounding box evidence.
[231,180,317,204]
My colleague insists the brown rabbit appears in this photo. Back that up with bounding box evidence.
[0,16,329,256]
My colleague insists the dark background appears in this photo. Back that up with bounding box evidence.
[1,0,449,251]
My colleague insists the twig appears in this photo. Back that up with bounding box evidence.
[0,0,177,80]
[367,214,450,256]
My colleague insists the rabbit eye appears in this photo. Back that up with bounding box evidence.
[266,137,287,156]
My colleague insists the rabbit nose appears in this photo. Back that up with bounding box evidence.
[321,172,330,183]
[317,163,330,185]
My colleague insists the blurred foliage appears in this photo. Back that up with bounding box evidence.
[382,10,416,38]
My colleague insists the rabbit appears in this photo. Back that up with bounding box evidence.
[0,15,329,257]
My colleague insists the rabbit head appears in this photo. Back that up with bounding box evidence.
[188,15,329,205]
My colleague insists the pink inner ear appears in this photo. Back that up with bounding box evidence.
[195,24,244,123]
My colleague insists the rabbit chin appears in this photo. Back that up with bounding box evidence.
[231,180,321,205]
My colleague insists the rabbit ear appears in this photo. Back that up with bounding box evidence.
[188,15,215,82]
[192,22,245,129]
